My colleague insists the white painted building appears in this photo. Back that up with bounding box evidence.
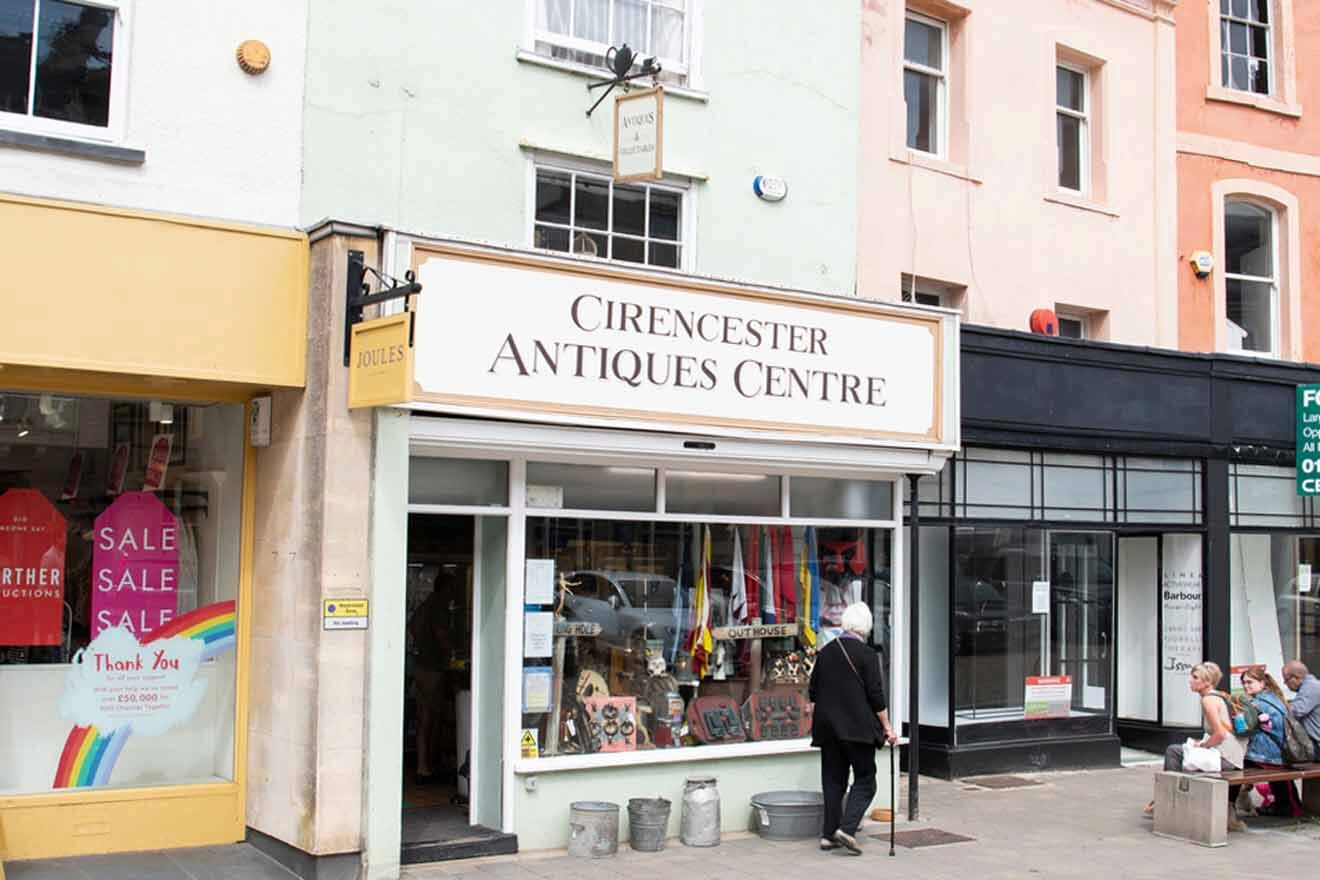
[0,0,307,226]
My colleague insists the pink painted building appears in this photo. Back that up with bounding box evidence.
[1175,0,1320,363]
[857,0,1179,346]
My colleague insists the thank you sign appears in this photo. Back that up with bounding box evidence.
[614,86,663,181]
[1298,385,1320,495]
[413,251,955,448]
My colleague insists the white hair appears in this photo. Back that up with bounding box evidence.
[840,602,873,638]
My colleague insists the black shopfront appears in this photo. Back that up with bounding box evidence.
[909,327,1320,778]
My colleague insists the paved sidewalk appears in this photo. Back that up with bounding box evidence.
[3,843,298,879]
[5,767,1317,879]
[402,766,1320,880]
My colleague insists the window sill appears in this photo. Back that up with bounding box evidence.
[1205,85,1302,119]
[515,49,710,103]
[889,149,982,185]
[0,128,144,164]
[514,737,818,773]
[1043,191,1119,218]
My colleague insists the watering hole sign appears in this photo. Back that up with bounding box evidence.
[323,599,369,630]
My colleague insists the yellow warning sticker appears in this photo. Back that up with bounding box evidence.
[520,728,539,759]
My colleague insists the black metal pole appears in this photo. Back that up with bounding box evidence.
[907,474,921,821]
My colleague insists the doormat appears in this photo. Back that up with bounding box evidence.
[965,774,1042,790]
[874,828,975,848]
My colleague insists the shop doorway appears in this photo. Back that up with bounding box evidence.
[403,514,514,863]
[1048,532,1114,716]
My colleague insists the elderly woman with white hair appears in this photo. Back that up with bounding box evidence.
[808,602,898,855]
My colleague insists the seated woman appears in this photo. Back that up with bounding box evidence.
[1144,661,1247,832]
[1240,667,1302,818]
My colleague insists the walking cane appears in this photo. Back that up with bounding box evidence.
[889,740,896,857]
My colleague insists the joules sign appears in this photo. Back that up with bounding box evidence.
[92,492,180,638]
[412,250,956,448]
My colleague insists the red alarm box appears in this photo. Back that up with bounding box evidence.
[1029,308,1058,335]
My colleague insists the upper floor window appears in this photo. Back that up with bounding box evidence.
[533,165,686,270]
[1224,199,1277,355]
[0,0,122,137]
[1220,0,1270,95]
[903,11,946,156]
[534,0,689,86]
[1056,65,1088,194]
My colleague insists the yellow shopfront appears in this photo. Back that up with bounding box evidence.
[0,193,307,860]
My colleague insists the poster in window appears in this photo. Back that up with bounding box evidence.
[1161,534,1203,727]
[0,489,67,646]
[92,492,180,639]
[105,441,130,496]
[143,434,174,492]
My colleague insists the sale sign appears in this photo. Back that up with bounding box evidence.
[0,489,66,646]
[92,492,179,638]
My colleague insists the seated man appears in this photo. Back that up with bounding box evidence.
[1282,660,1320,754]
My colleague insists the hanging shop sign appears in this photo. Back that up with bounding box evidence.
[92,492,180,639]
[1297,385,1320,495]
[0,489,66,646]
[412,249,956,448]
[348,312,415,409]
[614,86,663,182]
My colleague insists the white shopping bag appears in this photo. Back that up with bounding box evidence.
[1182,738,1221,773]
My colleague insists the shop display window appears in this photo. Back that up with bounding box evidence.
[1230,532,1320,678]
[951,527,1113,736]
[520,516,893,757]
[1231,463,1319,528]
[0,392,244,794]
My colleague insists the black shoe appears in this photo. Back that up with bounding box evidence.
[832,829,862,855]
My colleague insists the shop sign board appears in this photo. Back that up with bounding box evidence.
[711,622,798,640]
[0,489,66,646]
[1297,385,1320,495]
[323,598,369,630]
[412,249,956,449]
[348,312,415,409]
[614,86,663,181]
[92,493,180,639]
[1023,675,1071,719]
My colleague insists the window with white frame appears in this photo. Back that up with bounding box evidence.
[1223,199,1278,355]
[533,0,689,86]
[0,0,123,137]
[1220,0,1271,95]
[533,165,685,269]
[1056,65,1088,193]
[903,11,946,155]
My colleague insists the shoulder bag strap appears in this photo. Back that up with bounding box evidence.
[835,638,865,685]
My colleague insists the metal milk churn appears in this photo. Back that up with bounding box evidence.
[679,775,721,847]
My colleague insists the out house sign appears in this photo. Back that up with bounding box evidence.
[411,248,957,449]
[614,86,663,182]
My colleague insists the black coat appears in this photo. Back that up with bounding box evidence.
[808,636,888,746]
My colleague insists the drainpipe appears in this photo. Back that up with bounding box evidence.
[907,474,921,820]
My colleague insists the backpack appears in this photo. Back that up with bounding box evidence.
[1215,692,1259,736]
[1282,710,1316,765]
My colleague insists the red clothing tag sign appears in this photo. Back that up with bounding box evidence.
[0,489,67,646]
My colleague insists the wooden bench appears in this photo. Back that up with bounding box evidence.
[1216,763,1320,813]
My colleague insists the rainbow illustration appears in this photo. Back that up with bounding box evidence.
[143,600,236,661]
[53,724,132,788]
[52,600,238,789]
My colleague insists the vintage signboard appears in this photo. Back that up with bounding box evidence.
[412,248,957,450]
[711,622,799,640]
[348,312,415,409]
[614,86,663,181]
